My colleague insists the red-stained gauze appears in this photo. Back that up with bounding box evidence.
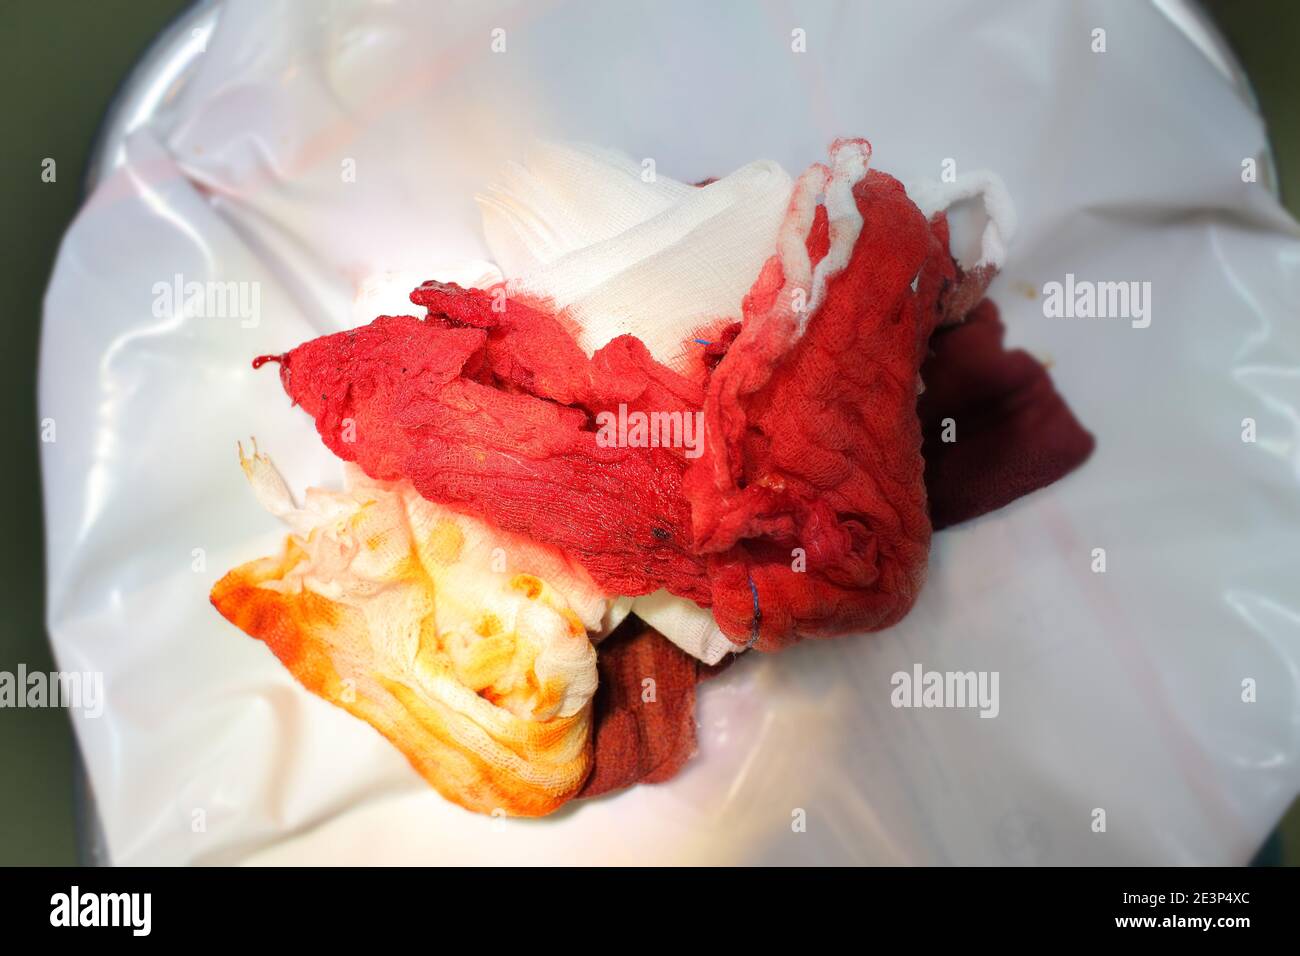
[267,141,1059,651]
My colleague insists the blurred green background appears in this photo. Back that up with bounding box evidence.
[0,1,1296,866]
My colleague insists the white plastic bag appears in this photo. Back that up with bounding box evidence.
[41,0,1300,864]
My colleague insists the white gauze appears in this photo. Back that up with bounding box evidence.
[478,141,794,368]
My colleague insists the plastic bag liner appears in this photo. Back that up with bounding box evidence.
[40,0,1300,864]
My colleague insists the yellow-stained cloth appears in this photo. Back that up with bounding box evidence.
[211,444,607,816]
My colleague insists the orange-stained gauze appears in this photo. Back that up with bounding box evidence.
[210,442,610,816]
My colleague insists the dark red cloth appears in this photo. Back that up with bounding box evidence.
[578,615,702,799]
[579,615,735,800]
[919,299,1095,530]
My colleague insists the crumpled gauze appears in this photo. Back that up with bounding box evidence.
[480,141,793,368]
[211,447,604,816]
[474,139,1008,660]
[39,0,1300,864]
